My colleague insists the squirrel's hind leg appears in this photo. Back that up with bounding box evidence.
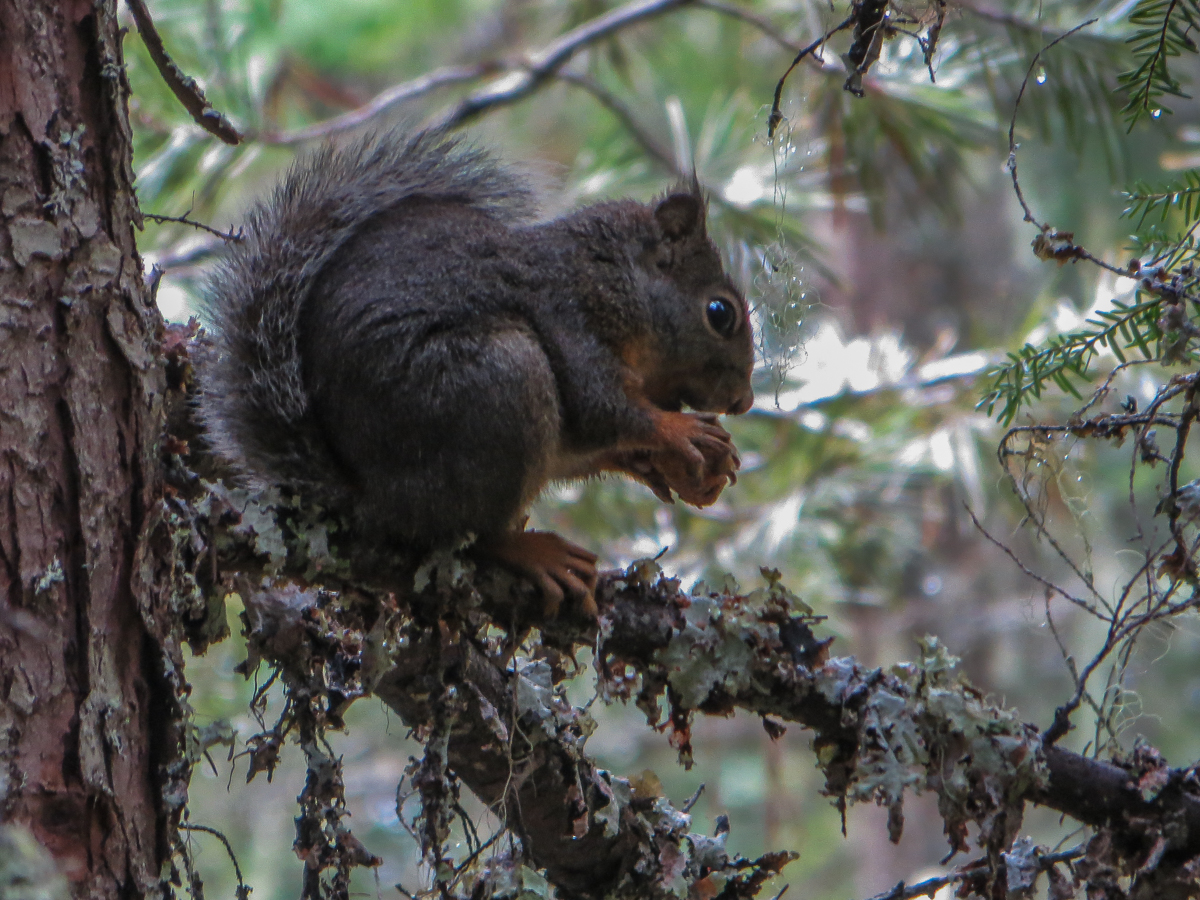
[317,325,554,537]
[321,324,599,615]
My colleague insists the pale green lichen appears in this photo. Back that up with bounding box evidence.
[514,659,556,736]
[833,635,1048,850]
[592,771,631,838]
[655,566,816,713]
[32,558,63,597]
[657,593,756,709]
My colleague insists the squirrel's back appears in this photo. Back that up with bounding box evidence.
[200,130,537,498]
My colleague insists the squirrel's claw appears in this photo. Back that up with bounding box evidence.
[641,411,742,507]
[485,530,599,618]
[608,452,677,503]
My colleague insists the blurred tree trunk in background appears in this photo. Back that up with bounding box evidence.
[0,2,183,898]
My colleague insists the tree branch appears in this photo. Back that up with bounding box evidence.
[124,0,243,145]
[554,70,679,174]
[251,0,816,150]
[258,63,498,146]
[433,0,697,130]
[693,0,805,54]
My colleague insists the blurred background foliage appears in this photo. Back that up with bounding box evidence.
[124,0,1200,897]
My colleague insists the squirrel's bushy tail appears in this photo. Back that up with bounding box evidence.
[200,130,537,496]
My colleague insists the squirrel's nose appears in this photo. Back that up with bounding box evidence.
[727,390,754,415]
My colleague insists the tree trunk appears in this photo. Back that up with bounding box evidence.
[0,2,184,898]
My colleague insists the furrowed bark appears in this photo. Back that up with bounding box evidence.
[0,3,188,898]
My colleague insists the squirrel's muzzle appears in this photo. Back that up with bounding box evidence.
[727,390,754,416]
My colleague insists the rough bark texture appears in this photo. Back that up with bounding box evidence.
[0,3,185,898]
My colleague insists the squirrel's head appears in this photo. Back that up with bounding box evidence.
[634,190,755,417]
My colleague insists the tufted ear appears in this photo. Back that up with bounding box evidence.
[654,192,705,239]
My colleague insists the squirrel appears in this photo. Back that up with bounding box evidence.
[200,130,755,616]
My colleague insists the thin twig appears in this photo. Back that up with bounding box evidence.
[862,845,1085,900]
[554,71,679,175]
[1070,360,1149,420]
[256,0,823,146]
[260,63,498,145]
[768,17,856,137]
[444,828,506,894]
[146,236,226,272]
[143,212,242,242]
[998,424,1134,610]
[1006,19,1127,277]
[180,823,250,899]
[1007,19,1095,229]
[434,0,698,131]
[1164,384,1198,557]
[694,0,805,53]
[1015,370,1200,745]
[966,504,1096,617]
[124,0,243,145]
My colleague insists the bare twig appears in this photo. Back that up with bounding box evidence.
[146,235,226,272]
[1164,384,1198,557]
[767,17,856,137]
[1007,20,1096,228]
[921,0,947,79]
[1070,360,1151,421]
[434,0,698,130]
[143,212,242,242]
[681,783,706,813]
[124,0,243,145]
[863,845,1085,900]
[444,828,506,894]
[554,70,679,175]
[966,504,1096,618]
[694,0,805,53]
[1006,19,1127,277]
[260,63,498,145]
[989,364,1200,748]
[998,421,1147,611]
[180,823,250,899]
[258,0,827,148]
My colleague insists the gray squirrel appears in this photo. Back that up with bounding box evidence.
[201,130,754,615]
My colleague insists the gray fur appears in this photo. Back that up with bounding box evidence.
[201,131,535,502]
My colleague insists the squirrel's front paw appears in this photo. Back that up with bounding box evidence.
[650,412,741,507]
[484,530,599,618]
[650,445,737,507]
[653,411,738,477]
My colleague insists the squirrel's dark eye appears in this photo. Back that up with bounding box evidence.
[706,297,738,338]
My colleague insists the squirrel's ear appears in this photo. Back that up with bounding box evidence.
[654,193,705,239]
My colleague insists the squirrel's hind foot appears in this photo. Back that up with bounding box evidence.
[484,530,599,618]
